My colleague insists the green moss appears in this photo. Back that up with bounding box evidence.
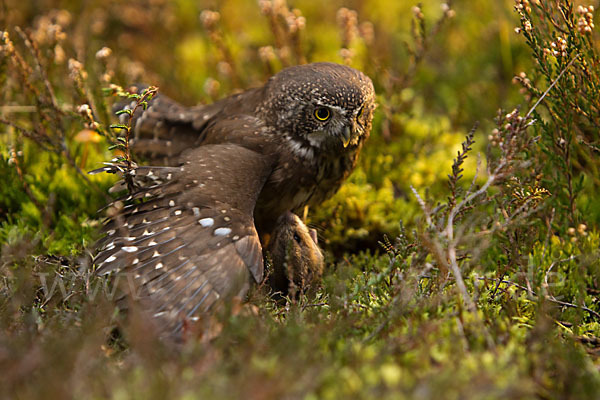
[1,0,600,398]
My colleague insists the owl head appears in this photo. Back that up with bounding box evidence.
[259,62,376,154]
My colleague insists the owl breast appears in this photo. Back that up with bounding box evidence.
[253,141,361,234]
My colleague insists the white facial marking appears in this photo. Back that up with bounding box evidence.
[320,103,346,115]
[288,138,315,160]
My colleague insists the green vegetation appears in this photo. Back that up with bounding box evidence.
[1,0,600,398]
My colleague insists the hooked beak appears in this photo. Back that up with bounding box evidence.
[341,126,353,148]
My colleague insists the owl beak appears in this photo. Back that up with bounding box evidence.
[341,126,352,148]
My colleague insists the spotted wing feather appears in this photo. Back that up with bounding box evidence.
[93,142,273,334]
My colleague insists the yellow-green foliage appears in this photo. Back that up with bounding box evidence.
[1,0,600,398]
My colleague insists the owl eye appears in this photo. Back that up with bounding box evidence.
[293,232,302,244]
[314,107,331,121]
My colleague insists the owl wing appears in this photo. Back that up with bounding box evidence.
[117,88,261,163]
[115,92,220,163]
[91,141,273,335]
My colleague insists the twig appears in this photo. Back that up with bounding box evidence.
[447,123,478,211]
[410,185,433,228]
[541,207,556,261]
[108,86,158,191]
[301,302,328,311]
[9,144,52,225]
[15,26,60,113]
[0,117,56,152]
[446,160,507,238]
[123,87,158,166]
[479,277,600,320]
[525,54,579,120]
[442,159,507,310]
[0,105,37,113]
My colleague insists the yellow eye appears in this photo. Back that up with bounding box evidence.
[314,107,331,121]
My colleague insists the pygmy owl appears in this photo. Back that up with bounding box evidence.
[93,62,375,336]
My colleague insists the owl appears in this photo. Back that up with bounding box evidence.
[93,62,375,336]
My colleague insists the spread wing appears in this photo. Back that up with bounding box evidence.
[117,88,262,163]
[91,142,273,335]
